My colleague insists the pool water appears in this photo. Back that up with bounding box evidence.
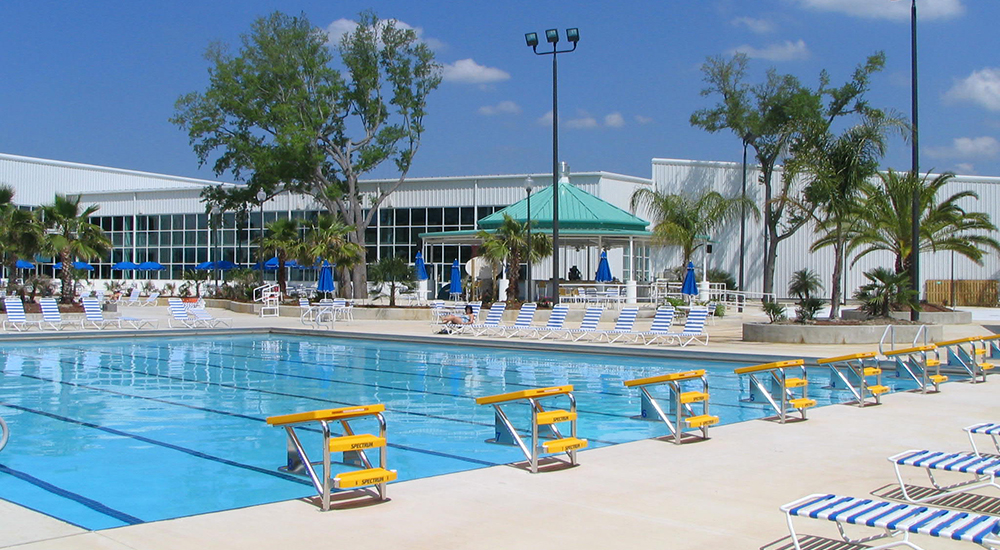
[0,335,917,530]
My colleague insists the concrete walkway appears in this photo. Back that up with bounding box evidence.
[2,302,998,549]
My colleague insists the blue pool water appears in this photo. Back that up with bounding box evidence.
[0,335,918,530]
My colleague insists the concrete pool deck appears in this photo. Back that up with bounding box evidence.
[2,303,999,549]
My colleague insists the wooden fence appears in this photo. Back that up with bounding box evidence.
[925,279,999,307]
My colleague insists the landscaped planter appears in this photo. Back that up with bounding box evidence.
[840,309,972,325]
[742,322,943,345]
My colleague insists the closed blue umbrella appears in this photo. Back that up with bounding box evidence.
[414,252,428,281]
[317,260,335,297]
[595,250,613,282]
[15,259,34,269]
[681,261,698,298]
[449,259,462,297]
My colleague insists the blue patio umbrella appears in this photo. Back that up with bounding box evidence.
[595,250,613,282]
[256,257,300,270]
[681,261,698,298]
[216,260,238,270]
[15,259,34,269]
[414,252,428,281]
[317,260,335,297]
[111,261,139,270]
[195,261,215,270]
[449,259,462,297]
[137,261,165,271]
[55,261,94,271]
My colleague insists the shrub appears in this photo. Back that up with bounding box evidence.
[763,301,787,323]
[795,297,825,322]
[854,267,919,318]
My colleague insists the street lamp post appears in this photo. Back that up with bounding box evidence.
[525,27,579,304]
[524,176,533,303]
[210,205,220,295]
[892,0,920,320]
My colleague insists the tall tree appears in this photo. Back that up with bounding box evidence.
[629,188,757,269]
[690,52,886,298]
[476,214,552,303]
[802,111,904,318]
[173,10,441,299]
[257,218,306,296]
[305,214,364,297]
[41,195,111,304]
[368,256,414,307]
[850,170,1000,274]
[0,186,44,292]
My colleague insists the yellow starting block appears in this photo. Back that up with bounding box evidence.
[882,344,946,393]
[734,359,816,423]
[475,385,587,473]
[623,369,718,444]
[935,336,993,383]
[817,351,887,407]
[266,404,396,511]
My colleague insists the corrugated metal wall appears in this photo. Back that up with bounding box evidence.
[651,158,1000,301]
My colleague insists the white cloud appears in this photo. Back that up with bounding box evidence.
[604,113,625,128]
[730,40,809,61]
[790,0,964,21]
[954,163,977,174]
[635,115,654,125]
[731,16,775,34]
[478,101,521,116]
[926,136,1000,159]
[565,115,599,130]
[325,17,445,50]
[537,111,553,126]
[945,68,1000,111]
[442,59,510,84]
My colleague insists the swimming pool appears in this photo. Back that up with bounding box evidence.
[0,334,917,530]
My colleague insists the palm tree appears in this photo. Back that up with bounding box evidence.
[630,188,757,269]
[850,170,1000,276]
[368,256,414,307]
[41,195,111,304]
[0,186,44,293]
[257,218,306,296]
[803,112,902,318]
[476,214,552,303]
[305,214,364,298]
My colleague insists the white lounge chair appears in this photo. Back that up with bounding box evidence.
[563,306,604,341]
[167,298,205,328]
[3,297,41,331]
[123,288,141,306]
[460,302,506,336]
[632,306,676,345]
[666,307,710,346]
[527,304,570,340]
[39,297,73,330]
[138,292,160,307]
[965,422,1000,456]
[81,297,115,329]
[497,303,538,338]
[889,449,1000,504]
[591,306,640,343]
[781,493,1000,550]
[189,306,232,328]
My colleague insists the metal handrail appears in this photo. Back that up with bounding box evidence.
[879,325,895,356]
[0,416,8,452]
[912,324,928,348]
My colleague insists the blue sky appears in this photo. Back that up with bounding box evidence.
[2,0,998,183]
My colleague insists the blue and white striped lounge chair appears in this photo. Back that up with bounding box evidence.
[3,297,41,331]
[498,302,537,338]
[966,422,1000,456]
[138,292,160,307]
[81,297,115,329]
[564,306,605,342]
[632,306,676,345]
[591,306,640,343]
[889,449,1000,504]
[189,306,232,328]
[167,298,205,328]
[528,304,570,340]
[666,307,709,346]
[781,493,1000,550]
[123,288,141,306]
[463,302,506,336]
[39,297,73,330]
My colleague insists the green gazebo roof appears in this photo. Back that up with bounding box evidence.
[477,181,650,231]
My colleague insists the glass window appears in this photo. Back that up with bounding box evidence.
[379,229,393,244]
[159,232,171,246]
[111,217,123,232]
[460,207,474,226]
[112,233,123,247]
[394,208,408,226]
[147,232,158,246]
[137,216,149,231]
[427,208,442,226]
[395,228,409,245]
[411,208,426,225]
[410,228,423,245]
[444,208,459,225]
[172,215,184,229]
[379,209,394,227]
[184,230,196,246]
[137,233,147,247]
[197,230,208,246]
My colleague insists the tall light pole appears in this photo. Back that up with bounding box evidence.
[210,204,220,295]
[525,176,534,303]
[739,133,755,294]
[525,27,579,304]
[256,189,267,282]
[893,0,920,320]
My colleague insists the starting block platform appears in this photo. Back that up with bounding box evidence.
[935,337,994,383]
[266,404,396,511]
[623,369,718,444]
[882,345,947,393]
[475,385,587,473]
[817,351,889,407]
[734,359,816,423]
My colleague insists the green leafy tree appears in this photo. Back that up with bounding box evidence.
[851,170,1000,276]
[0,186,44,293]
[257,218,306,296]
[802,111,904,318]
[41,195,111,304]
[305,214,364,298]
[368,256,414,307]
[173,11,441,300]
[476,214,552,303]
[691,52,887,297]
[630,188,757,268]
